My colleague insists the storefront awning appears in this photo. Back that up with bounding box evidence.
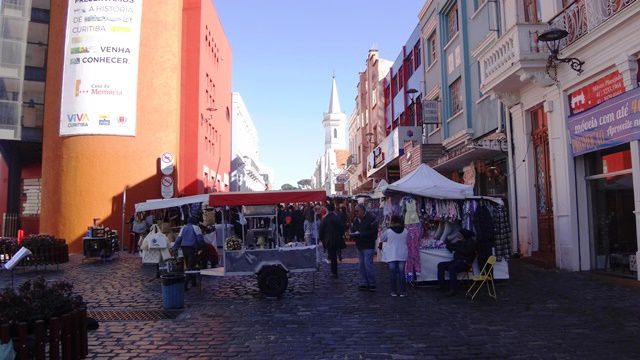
[431,146,503,173]
[134,194,210,213]
[431,132,507,173]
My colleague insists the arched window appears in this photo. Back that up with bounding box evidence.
[334,129,337,138]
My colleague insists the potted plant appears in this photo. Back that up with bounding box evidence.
[21,234,69,266]
[0,277,88,358]
[0,238,17,265]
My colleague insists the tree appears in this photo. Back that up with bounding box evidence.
[297,179,312,189]
[281,183,296,190]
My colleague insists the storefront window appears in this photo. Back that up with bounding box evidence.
[586,144,637,276]
[476,159,508,198]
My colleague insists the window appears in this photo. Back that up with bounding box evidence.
[427,32,437,66]
[449,78,463,115]
[384,84,390,106]
[398,65,404,91]
[414,41,421,69]
[405,52,414,78]
[524,0,541,23]
[334,129,337,138]
[477,61,484,98]
[372,88,377,107]
[391,74,398,97]
[414,95,422,126]
[447,3,459,42]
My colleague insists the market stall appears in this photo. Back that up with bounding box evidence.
[383,164,511,282]
[201,189,327,297]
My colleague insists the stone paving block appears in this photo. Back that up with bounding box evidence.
[3,250,640,359]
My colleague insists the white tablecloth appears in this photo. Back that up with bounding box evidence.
[416,248,509,281]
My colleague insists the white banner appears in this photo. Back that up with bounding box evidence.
[60,0,143,136]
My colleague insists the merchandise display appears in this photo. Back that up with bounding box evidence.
[224,236,242,251]
[379,164,511,282]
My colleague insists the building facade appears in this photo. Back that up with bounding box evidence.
[418,0,507,198]
[370,25,426,185]
[230,92,269,192]
[346,49,392,195]
[480,0,640,278]
[0,0,50,236]
[39,0,232,251]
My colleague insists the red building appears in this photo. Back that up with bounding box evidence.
[0,0,232,251]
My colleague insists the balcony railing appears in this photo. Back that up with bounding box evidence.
[480,23,546,87]
[549,0,637,49]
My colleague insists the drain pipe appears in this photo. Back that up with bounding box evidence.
[506,106,520,256]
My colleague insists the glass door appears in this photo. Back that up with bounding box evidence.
[586,144,637,276]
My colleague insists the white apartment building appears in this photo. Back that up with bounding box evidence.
[230,92,269,192]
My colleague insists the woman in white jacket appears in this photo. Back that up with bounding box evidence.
[379,215,409,297]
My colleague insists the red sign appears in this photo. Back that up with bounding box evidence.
[569,71,625,115]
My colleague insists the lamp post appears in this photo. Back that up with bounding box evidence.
[537,28,585,82]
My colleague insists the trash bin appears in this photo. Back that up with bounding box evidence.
[161,273,185,309]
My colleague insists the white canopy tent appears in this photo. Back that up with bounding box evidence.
[385,164,473,200]
[370,179,389,199]
[134,194,210,213]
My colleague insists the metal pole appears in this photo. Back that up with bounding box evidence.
[121,187,127,252]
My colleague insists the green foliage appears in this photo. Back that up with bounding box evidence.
[0,277,84,325]
[281,183,296,190]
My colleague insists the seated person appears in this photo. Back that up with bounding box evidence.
[437,229,476,296]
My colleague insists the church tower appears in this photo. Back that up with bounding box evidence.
[323,76,346,151]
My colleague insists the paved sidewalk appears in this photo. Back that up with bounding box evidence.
[1,246,640,359]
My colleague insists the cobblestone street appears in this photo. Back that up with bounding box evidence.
[2,244,640,359]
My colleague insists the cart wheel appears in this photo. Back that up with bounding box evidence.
[257,265,288,298]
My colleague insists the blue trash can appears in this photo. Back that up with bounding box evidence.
[161,273,185,309]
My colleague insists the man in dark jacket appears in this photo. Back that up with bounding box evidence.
[437,228,476,295]
[351,204,378,291]
[319,203,345,278]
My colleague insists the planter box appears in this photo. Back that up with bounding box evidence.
[0,308,88,359]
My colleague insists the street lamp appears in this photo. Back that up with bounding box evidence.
[537,28,584,82]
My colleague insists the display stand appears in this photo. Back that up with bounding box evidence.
[416,248,509,282]
[82,233,119,262]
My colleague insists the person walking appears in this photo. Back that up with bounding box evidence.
[351,204,378,291]
[379,215,408,297]
[172,216,205,291]
[318,203,345,278]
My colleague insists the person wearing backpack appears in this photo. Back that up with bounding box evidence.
[172,216,205,290]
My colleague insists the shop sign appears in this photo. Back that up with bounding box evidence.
[59,0,143,136]
[422,100,439,124]
[432,144,473,167]
[569,71,625,115]
[568,86,640,156]
[372,146,385,168]
[161,176,174,199]
[397,126,422,152]
[367,135,389,177]
[334,183,345,192]
[336,173,349,183]
[160,152,174,175]
[472,137,508,152]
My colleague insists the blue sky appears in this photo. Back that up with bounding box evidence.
[214,0,424,188]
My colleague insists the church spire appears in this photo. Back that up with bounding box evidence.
[328,76,341,114]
